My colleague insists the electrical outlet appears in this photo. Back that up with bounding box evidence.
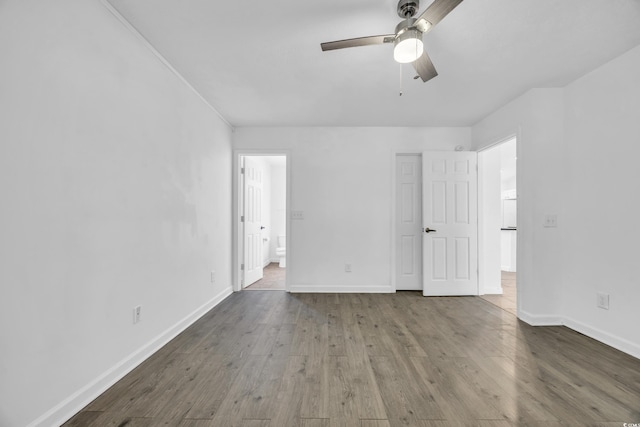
[543,214,558,228]
[210,270,216,283]
[596,293,609,310]
[133,305,142,324]
[345,264,352,273]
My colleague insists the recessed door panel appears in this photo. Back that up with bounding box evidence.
[401,183,415,223]
[431,238,447,281]
[454,160,469,174]
[455,181,469,224]
[455,237,470,280]
[401,235,416,275]
[431,181,447,224]
[432,160,446,174]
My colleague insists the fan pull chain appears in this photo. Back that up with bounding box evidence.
[399,63,403,96]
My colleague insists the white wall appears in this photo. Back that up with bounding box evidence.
[472,43,640,358]
[561,44,640,357]
[472,89,565,323]
[234,127,471,292]
[478,146,502,294]
[0,1,233,426]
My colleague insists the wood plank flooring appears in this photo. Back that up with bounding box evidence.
[64,292,640,427]
[480,272,517,316]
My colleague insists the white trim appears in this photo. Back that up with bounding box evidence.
[518,311,640,359]
[390,152,398,292]
[233,150,291,292]
[482,285,503,295]
[561,316,640,360]
[263,258,282,268]
[289,284,394,293]
[30,287,233,427]
[518,310,562,326]
[476,133,519,153]
[477,131,520,305]
[99,0,232,129]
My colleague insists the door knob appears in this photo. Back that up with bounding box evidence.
[424,227,437,233]
[260,226,266,230]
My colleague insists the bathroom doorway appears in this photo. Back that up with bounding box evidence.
[234,153,288,291]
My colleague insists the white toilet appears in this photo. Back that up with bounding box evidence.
[275,235,286,268]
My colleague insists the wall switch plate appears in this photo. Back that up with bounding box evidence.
[597,293,609,310]
[345,264,352,273]
[133,305,142,324]
[291,210,304,220]
[210,270,215,283]
[543,214,558,228]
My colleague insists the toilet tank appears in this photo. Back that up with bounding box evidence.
[277,235,286,247]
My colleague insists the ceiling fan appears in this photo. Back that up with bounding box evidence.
[320,0,463,83]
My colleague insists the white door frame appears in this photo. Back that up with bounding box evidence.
[232,150,291,292]
[477,131,520,311]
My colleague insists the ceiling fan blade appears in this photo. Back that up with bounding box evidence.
[321,34,395,51]
[414,0,463,33]
[413,49,438,82]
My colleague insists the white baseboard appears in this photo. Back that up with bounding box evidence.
[482,286,503,295]
[263,258,281,267]
[289,284,394,293]
[31,286,233,427]
[517,311,640,360]
[518,310,563,326]
[561,316,640,360]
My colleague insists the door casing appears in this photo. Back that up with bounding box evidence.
[232,150,291,292]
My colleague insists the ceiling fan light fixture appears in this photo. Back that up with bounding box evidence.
[393,30,423,63]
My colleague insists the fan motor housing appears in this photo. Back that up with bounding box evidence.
[395,18,419,36]
[397,0,419,18]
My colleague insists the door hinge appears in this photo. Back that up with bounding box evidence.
[241,215,244,222]
[241,167,245,174]
[241,263,244,271]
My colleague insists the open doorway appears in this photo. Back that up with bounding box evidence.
[478,137,517,315]
[235,154,288,291]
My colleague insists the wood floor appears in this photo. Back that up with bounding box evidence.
[245,263,286,290]
[64,291,640,427]
[480,272,517,316]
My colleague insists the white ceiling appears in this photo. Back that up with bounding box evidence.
[108,0,640,127]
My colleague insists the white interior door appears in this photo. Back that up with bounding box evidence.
[243,157,264,287]
[422,152,478,296]
[396,154,423,290]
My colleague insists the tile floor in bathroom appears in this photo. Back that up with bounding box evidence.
[244,262,286,290]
